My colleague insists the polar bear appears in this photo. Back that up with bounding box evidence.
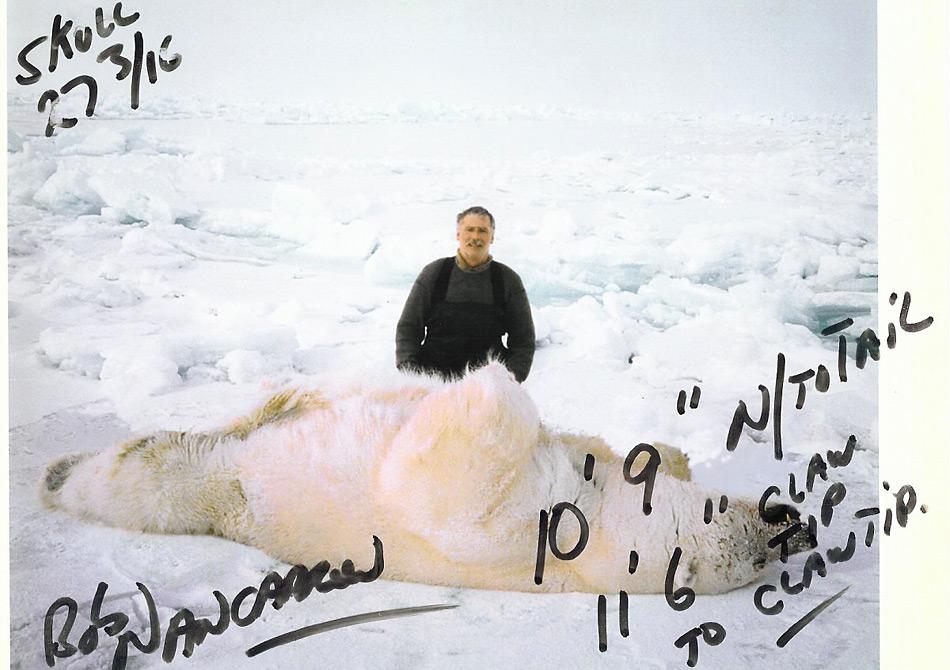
[42,363,807,594]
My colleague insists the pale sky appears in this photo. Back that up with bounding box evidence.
[7,0,876,114]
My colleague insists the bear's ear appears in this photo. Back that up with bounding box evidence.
[375,363,540,530]
[676,555,700,589]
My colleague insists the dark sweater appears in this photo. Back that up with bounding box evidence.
[395,257,535,381]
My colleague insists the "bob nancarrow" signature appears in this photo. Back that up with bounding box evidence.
[44,536,386,668]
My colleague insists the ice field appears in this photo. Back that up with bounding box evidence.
[6,92,881,669]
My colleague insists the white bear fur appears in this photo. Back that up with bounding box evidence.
[42,363,803,594]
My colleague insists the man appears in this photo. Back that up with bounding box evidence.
[396,206,535,382]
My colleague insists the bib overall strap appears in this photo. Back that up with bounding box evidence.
[430,257,456,306]
[489,262,505,310]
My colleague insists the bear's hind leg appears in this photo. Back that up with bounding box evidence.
[41,430,251,541]
[376,362,540,534]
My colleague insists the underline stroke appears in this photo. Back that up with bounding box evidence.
[245,603,459,657]
[776,585,850,648]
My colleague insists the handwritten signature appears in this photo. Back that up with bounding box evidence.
[44,536,396,668]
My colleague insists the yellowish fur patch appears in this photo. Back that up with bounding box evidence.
[223,388,329,439]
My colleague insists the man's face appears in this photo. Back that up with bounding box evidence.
[456,214,494,266]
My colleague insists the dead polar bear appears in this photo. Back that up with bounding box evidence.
[42,362,807,594]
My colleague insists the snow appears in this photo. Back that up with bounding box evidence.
[7,98,880,668]
[5,0,884,653]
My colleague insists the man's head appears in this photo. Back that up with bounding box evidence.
[456,206,495,267]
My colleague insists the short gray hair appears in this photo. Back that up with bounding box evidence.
[456,206,495,228]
